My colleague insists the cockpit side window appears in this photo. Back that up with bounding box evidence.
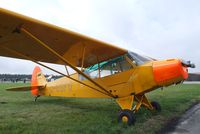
[100,56,133,77]
[80,55,133,80]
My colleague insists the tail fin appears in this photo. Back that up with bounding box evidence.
[31,66,47,96]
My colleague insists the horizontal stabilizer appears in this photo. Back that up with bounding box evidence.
[6,85,44,92]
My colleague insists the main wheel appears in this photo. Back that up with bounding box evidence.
[118,109,136,125]
[151,101,161,112]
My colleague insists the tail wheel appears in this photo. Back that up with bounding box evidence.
[118,109,136,125]
[151,101,161,112]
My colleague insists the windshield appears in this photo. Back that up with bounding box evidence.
[127,51,153,65]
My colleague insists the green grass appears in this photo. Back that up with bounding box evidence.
[0,83,200,134]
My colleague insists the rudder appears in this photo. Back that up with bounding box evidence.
[31,66,47,96]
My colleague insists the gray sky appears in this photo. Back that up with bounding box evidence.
[0,0,199,74]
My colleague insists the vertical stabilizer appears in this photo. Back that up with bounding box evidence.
[31,66,47,96]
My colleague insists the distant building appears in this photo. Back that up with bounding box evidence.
[186,73,200,81]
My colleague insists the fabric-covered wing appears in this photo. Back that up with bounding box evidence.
[0,8,127,67]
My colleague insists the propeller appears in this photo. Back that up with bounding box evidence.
[181,60,195,68]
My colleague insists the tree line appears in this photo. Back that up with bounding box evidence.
[0,74,62,83]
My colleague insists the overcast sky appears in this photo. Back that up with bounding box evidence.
[0,0,200,74]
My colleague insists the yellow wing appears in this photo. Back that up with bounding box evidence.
[0,8,127,67]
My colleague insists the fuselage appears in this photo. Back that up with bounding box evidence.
[39,52,189,99]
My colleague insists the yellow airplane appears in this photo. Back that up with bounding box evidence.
[0,8,195,125]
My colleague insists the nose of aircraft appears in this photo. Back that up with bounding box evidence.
[153,59,192,86]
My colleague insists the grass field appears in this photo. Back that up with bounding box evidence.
[0,83,200,134]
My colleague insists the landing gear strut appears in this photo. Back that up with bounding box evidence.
[34,95,40,102]
[116,94,162,125]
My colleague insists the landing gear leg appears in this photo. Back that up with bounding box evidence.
[134,94,154,112]
[116,94,162,125]
[34,95,40,102]
[134,94,161,112]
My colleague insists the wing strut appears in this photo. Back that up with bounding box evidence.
[19,28,115,98]
[81,45,86,71]
[64,65,70,76]
[0,45,113,97]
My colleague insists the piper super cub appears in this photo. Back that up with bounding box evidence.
[0,8,195,125]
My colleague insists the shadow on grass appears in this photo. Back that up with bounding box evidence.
[14,97,119,112]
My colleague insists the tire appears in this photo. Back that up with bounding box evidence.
[151,101,161,112]
[118,109,136,125]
